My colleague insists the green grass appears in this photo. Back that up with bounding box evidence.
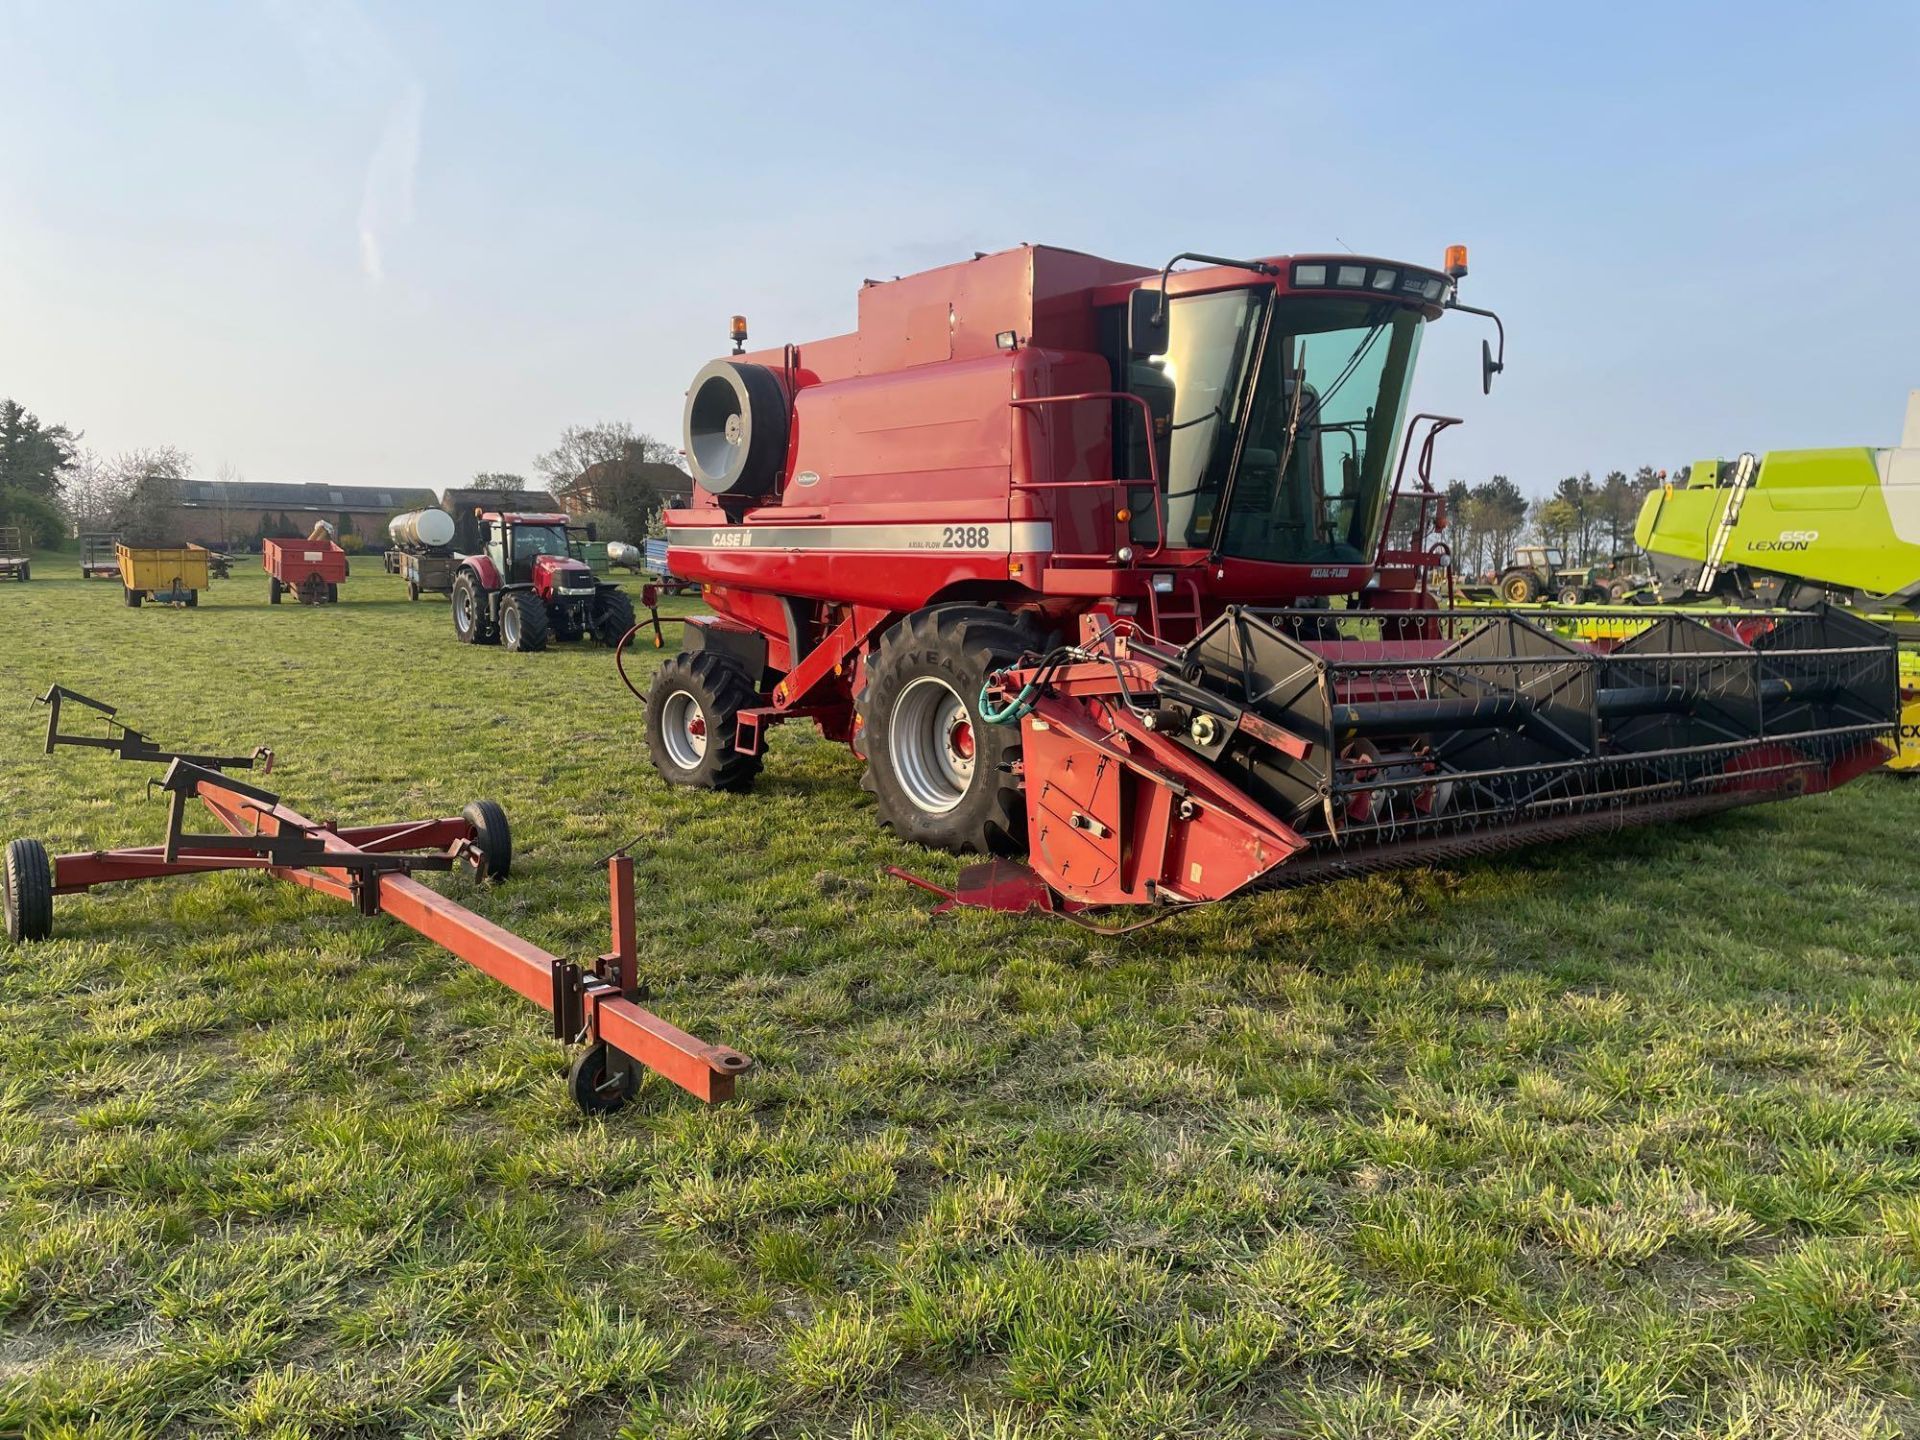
[4,553,1920,1437]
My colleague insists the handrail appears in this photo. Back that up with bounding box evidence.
[1010,391,1167,560]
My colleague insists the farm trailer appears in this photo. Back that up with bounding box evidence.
[383,507,460,602]
[630,242,1897,922]
[0,526,27,582]
[0,687,749,1111]
[117,543,211,607]
[264,537,349,605]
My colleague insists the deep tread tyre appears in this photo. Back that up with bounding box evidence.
[645,651,763,792]
[591,589,637,648]
[452,572,494,645]
[568,1042,633,1115]
[3,838,53,943]
[859,605,1043,856]
[462,800,511,881]
[500,591,550,652]
[1499,570,1541,604]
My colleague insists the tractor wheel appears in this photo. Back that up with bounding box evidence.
[270,578,283,604]
[461,800,511,882]
[645,651,763,792]
[1499,570,1541,604]
[568,1042,633,1115]
[1557,584,1585,606]
[499,592,550,652]
[859,605,1042,856]
[3,838,53,943]
[591,589,637,647]
[451,573,495,645]
[124,586,142,608]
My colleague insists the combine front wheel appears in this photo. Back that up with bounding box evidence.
[3,838,53,943]
[645,651,763,792]
[860,606,1039,855]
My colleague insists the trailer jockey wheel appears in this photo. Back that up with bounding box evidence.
[461,800,512,882]
[568,1042,635,1115]
[451,572,495,645]
[859,605,1041,856]
[645,652,764,792]
[3,838,54,943]
[499,592,550,652]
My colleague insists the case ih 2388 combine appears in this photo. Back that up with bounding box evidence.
[638,243,1896,921]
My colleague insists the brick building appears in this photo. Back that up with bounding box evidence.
[166,481,439,551]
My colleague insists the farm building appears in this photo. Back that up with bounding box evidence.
[165,480,439,550]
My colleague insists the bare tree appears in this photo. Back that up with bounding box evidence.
[533,422,679,490]
[471,471,526,491]
[109,447,194,543]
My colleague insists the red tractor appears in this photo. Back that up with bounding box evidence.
[634,244,1895,919]
[450,511,635,652]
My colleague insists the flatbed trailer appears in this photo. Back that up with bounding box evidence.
[79,533,120,579]
[0,526,27,582]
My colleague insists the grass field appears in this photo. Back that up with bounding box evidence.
[3,555,1920,1439]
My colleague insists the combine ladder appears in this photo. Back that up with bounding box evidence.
[1696,452,1759,593]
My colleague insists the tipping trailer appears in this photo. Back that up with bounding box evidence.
[117,543,210,607]
[263,537,349,605]
[633,243,1896,920]
[0,526,26,582]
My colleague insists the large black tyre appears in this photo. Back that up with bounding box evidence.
[1499,569,1542,604]
[591,589,637,647]
[451,572,495,645]
[859,605,1042,856]
[461,800,511,882]
[500,592,550,652]
[3,838,53,943]
[645,650,763,792]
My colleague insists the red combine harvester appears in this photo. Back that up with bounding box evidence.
[637,244,1896,921]
[451,510,636,652]
[264,537,349,605]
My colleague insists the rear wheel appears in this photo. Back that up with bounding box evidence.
[500,592,550,652]
[591,589,637,647]
[269,578,282,604]
[859,605,1041,855]
[124,586,142,608]
[3,838,53,943]
[645,651,763,792]
[451,572,494,645]
[1499,570,1541,603]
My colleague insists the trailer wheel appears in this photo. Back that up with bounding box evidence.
[645,651,763,792]
[3,838,53,943]
[124,586,142,608]
[591,589,637,647]
[269,578,283,604]
[184,589,198,608]
[326,583,339,604]
[17,562,26,583]
[500,592,550,652]
[461,800,511,882]
[568,1042,633,1115]
[860,605,1042,856]
[451,573,495,645]
[406,580,420,602]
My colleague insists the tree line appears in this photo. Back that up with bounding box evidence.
[1434,466,1676,580]
[0,398,692,550]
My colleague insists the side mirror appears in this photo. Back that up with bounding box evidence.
[1481,337,1504,395]
[1128,288,1170,359]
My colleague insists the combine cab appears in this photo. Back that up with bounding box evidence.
[451,511,635,652]
[634,244,1896,917]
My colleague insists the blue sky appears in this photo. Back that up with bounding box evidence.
[2,1,1915,494]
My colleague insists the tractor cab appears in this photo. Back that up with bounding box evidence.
[482,512,596,596]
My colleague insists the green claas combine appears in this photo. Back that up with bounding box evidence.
[1635,390,1920,609]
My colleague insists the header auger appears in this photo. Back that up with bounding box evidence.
[633,243,1898,918]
